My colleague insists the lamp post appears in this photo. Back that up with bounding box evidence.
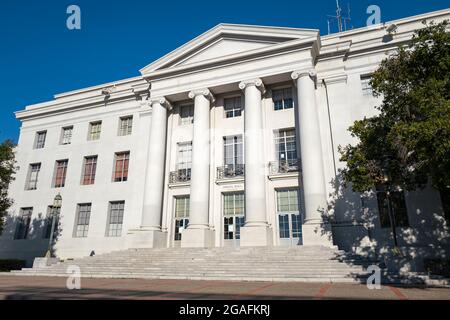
[45,193,62,258]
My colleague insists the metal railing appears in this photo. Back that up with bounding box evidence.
[217,164,245,180]
[269,160,300,175]
[169,169,191,184]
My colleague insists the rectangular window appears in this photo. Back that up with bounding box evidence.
[43,206,60,239]
[53,160,69,188]
[361,75,374,96]
[14,208,32,240]
[224,97,242,118]
[25,163,41,190]
[179,105,194,125]
[223,192,245,240]
[113,152,130,182]
[275,129,298,166]
[106,201,125,237]
[177,142,192,180]
[174,196,190,241]
[60,126,73,145]
[377,190,409,228]
[74,203,91,238]
[272,88,293,111]
[119,116,133,136]
[81,156,98,185]
[88,121,102,141]
[277,189,300,213]
[34,131,47,149]
[223,135,244,172]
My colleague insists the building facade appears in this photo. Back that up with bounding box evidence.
[1,9,449,269]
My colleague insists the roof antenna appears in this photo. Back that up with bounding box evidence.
[327,0,352,34]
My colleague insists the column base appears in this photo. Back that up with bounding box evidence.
[181,228,215,248]
[302,221,335,247]
[240,225,273,247]
[33,257,59,268]
[126,229,167,249]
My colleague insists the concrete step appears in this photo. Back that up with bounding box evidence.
[12,246,374,283]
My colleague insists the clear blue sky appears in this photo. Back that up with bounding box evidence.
[0,0,448,143]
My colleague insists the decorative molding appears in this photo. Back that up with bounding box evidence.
[238,78,266,94]
[150,97,173,110]
[188,88,215,103]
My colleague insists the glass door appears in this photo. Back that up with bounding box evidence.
[278,213,303,246]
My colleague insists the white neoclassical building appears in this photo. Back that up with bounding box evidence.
[1,9,449,268]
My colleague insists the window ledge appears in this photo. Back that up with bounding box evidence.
[168,182,191,189]
[215,177,245,185]
[268,172,300,181]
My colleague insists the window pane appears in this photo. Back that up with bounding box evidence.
[278,215,290,239]
[107,201,124,237]
[119,116,133,136]
[82,156,97,185]
[361,75,373,96]
[180,105,194,125]
[35,131,46,149]
[273,88,293,110]
[26,163,41,190]
[61,127,73,144]
[224,97,242,118]
[292,214,303,238]
[88,122,102,140]
[54,160,68,188]
[223,192,245,240]
[114,152,130,182]
[75,204,91,238]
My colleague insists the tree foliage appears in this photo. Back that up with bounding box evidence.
[0,140,16,232]
[339,21,450,193]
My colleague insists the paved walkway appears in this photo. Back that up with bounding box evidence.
[0,275,449,300]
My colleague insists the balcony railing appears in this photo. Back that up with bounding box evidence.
[169,169,191,184]
[217,164,245,180]
[269,160,301,175]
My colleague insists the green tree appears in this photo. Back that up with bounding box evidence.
[0,140,16,232]
[339,21,450,195]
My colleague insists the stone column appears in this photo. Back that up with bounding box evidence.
[292,69,334,247]
[239,79,272,247]
[127,97,171,249]
[181,89,215,248]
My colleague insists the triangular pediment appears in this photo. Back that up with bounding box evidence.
[140,24,319,74]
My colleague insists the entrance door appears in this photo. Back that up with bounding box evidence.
[278,213,303,246]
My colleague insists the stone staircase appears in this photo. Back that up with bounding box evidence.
[10,246,375,283]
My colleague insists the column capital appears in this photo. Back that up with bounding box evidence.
[291,69,317,81]
[188,88,215,103]
[150,97,172,110]
[239,78,266,94]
